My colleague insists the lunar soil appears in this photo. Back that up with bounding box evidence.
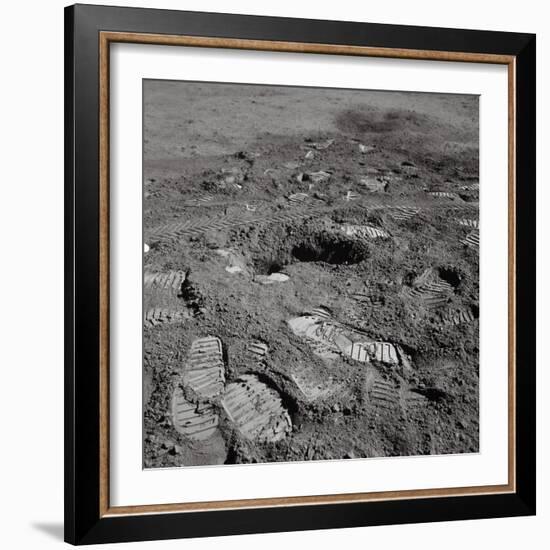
[143,81,479,468]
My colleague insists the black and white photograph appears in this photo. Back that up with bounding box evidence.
[142,80,480,468]
[1,0,542,546]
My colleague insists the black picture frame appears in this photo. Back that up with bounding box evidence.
[65,3,536,545]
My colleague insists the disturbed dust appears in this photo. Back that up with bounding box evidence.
[143,81,479,468]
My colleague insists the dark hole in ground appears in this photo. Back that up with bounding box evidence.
[437,266,462,289]
[402,271,417,287]
[254,257,288,275]
[266,261,285,274]
[291,236,367,265]
[224,446,238,465]
[251,229,368,272]
[414,387,450,403]
[459,193,479,203]
[178,270,204,313]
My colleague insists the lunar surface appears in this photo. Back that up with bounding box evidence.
[143,81,479,468]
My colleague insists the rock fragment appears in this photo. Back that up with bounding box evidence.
[255,273,289,284]
[358,144,375,153]
[305,138,334,150]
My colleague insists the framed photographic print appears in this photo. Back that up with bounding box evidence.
[64,3,536,545]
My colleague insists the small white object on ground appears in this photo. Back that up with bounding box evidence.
[267,273,289,282]
[216,249,247,273]
[359,144,375,153]
[255,273,290,284]
[344,191,360,201]
[144,243,150,253]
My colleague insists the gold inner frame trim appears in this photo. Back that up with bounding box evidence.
[98,31,516,518]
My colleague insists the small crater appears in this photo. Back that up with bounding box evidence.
[292,234,367,265]
[251,228,369,272]
[256,258,287,275]
[415,387,450,403]
[437,266,462,289]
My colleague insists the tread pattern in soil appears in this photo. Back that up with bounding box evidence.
[455,218,479,229]
[308,307,332,320]
[304,338,342,360]
[148,206,328,244]
[427,191,461,200]
[363,342,399,365]
[402,268,453,309]
[246,341,268,365]
[144,308,191,326]
[288,192,309,204]
[171,387,219,440]
[183,194,215,206]
[289,314,400,366]
[369,377,401,409]
[288,315,341,360]
[183,336,226,400]
[402,388,429,413]
[349,293,384,308]
[439,308,476,326]
[221,374,292,443]
[389,206,420,221]
[462,229,480,250]
[341,224,390,239]
[144,270,187,291]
